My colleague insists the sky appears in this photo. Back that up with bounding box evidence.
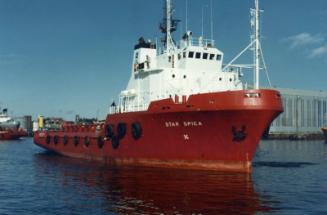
[0,0,326,120]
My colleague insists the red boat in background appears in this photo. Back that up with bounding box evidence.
[0,128,28,140]
[0,108,28,140]
[34,0,283,172]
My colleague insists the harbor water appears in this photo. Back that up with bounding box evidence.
[0,138,326,214]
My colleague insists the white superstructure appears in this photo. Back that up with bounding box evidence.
[0,108,19,129]
[115,0,264,113]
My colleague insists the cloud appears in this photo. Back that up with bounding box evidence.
[309,45,327,58]
[284,33,324,48]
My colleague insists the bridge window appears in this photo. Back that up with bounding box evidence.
[203,53,208,59]
[178,53,181,60]
[195,52,201,59]
[168,56,172,62]
[209,54,215,60]
[188,52,194,58]
[139,63,145,70]
[216,55,222,61]
[183,52,186,58]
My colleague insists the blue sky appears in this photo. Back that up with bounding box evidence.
[0,0,326,120]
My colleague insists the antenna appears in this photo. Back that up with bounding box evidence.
[201,5,208,38]
[185,0,188,32]
[210,0,213,40]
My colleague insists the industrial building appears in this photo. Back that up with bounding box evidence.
[14,115,33,135]
[269,88,327,138]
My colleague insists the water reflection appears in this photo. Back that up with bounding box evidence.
[34,153,269,214]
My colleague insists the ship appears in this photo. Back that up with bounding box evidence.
[0,108,28,140]
[34,0,283,172]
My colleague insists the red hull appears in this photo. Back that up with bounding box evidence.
[0,129,28,140]
[34,89,283,172]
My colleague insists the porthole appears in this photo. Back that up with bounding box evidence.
[219,77,222,81]
[183,75,187,79]
[172,74,175,78]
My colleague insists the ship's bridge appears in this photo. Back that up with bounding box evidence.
[113,35,242,114]
[155,32,224,72]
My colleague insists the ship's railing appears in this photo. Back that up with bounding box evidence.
[181,37,215,48]
[157,37,215,55]
[109,103,149,114]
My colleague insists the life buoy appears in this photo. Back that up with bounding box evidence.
[46,136,51,144]
[97,136,104,149]
[105,124,114,139]
[63,136,68,145]
[131,122,142,140]
[117,123,126,139]
[83,136,90,147]
[73,136,79,146]
[111,136,119,149]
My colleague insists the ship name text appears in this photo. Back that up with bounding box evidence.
[165,121,203,128]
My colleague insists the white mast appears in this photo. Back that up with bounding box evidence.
[254,0,260,89]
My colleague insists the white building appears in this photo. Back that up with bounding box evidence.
[270,88,327,135]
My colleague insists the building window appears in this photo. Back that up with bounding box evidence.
[216,55,222,61]
[188,52,194,58]
[209,54,215,60]
[195,52,201,59]
[203,53,208,59]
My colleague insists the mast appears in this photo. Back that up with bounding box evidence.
[253,0,261,89]
[160,0,179,53]
[166,0,173,52]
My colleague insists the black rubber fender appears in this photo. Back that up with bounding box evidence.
[83,136,90,147]
[117,123,126,139]
[73,136,79,146]
[53,136,59,145]
[105,124,114,139]
[46,135,51,144]
[131,122,142,140]
[111,136,120,149]
[97,136,104,149]
[63,136,68,145]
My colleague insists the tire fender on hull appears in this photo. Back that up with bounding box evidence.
[131,122,142,140]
